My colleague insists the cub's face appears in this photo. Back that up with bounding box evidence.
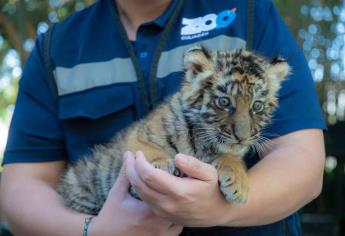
[182,47,290,154]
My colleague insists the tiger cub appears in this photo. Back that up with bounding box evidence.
[58,47,290,215]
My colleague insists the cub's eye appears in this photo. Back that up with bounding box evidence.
[252,101,264,113]
[217,97,231,108]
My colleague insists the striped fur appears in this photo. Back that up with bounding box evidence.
[58,47,290,214]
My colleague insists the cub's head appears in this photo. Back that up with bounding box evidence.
[181,46,290,154]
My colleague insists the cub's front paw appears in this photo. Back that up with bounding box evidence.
[151,158,182,177]
[213,157,249,204]
[218,171,249,204]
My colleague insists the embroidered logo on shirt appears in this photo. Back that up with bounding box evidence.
[181,8,237,41]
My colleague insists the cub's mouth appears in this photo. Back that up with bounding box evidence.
[220,133,256,146]
[216,141,249,154]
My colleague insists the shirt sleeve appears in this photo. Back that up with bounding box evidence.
[253,0,326,139]
[2,33,67,165]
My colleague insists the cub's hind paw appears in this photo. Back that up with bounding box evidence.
[151,158,183,177]
[128,158,182,200]
[218,172,249,204]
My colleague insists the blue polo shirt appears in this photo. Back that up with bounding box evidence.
[130,0,178,100]
[3,0,325,235]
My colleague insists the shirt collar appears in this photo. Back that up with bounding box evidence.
[150,0,178,28]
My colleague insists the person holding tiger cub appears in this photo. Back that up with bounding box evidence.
[0,0,326,236]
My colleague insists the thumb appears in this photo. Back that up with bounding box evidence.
[111,151,132,198]
[175,154,218,182]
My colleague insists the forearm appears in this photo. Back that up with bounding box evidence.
[222,130,325,226]
[2,179,88,236]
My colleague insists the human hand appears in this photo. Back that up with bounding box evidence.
[88,154,183,236]
[126,151,231,227]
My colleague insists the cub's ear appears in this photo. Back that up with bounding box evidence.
[266,57,290,81]
[184,45,213,77]
[265,57,290,95]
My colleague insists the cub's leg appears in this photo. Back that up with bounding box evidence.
[212,155,249,204]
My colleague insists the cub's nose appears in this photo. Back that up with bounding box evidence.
[232,124,251,142]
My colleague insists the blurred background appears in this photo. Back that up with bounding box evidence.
[0,0,344,235]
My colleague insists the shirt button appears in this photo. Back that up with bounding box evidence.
[139,51,148,58]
